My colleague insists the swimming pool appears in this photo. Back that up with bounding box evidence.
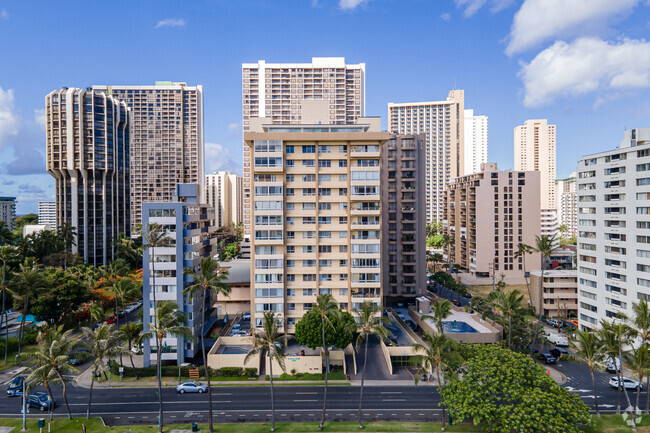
[216,345,252,355]
[442,321,478,333]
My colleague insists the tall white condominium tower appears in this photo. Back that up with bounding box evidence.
[463,109,488,175]
[45,88,130,266]
[556,173,577,237]
[514,119,557,240]
[576,128,650,332]
[205,171,243,228]
[94,82,204,229]
[0,197,16,231]
[241,58,365,240]
[388,90,465,222]
[38,201,57,227]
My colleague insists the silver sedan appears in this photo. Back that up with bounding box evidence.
[176,381,208,394]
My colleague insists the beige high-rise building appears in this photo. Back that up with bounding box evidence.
[444,163,541,279]
[241,58,365,241]
[514,119,557,211]
[381,134,426,302]
[205,171,243,229]
[94,82,204,229]
[46,88,130,266]
[245,113,388,331]
[388,90,465,223]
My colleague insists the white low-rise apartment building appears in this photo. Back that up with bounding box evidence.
[577,128,650,331]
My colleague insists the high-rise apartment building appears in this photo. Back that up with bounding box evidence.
[576,128,650,332]
[241,58,365,241]
[45,88,130,266]
[388,90,465,222]
[381,134,426,303]
[205,171,243,229]
[245,115,388,332]
[94,82,204,229]
[463,109,488,175]
[142,184,216,366]
[556,173,577,237]
[514,119,557,211]
[444,163,541,279]
[38,201,57,227]
[0,197,16,231]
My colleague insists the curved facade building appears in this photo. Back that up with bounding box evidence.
[46,87,130,266]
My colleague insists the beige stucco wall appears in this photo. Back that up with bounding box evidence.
[266,353,323,376]
[207,337,259,372]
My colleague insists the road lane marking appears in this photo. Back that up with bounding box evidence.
[380,392,402,394]
[293,399,317,402]
[296,392,317,395]
[383,399,406,402]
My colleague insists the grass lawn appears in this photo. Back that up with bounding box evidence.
[584,414,650,433]
[0,344,39,372]
[469,284,531,305]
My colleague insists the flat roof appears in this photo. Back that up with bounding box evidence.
[530,269,577,277]
[221,259,250,284]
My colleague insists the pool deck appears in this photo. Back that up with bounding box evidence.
[216,345,253,355]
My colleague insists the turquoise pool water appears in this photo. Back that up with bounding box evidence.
[442,321,478,333]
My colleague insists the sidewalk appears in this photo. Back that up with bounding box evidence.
[544,365,567,385]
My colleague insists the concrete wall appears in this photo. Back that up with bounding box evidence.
[407,305,502,344]
[206,337,259,372]
[379,340,393,375]
[267,352,323,376]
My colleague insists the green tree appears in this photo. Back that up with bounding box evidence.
[422,299,452,334]
[632,299,650,413]
[30,326,81,419]
[514,243,533,310]
[351,301,389,429]
[114,233,143,270]
[220,242,240,262]
[56,223,77,269]
[526,235,560,349]
[570,329,605,417]
[245,312,287,432]
[25,360,56,419]
[13,214,38,235]
[600,319,634,417]
[113,277,140,378]
[142,300,192,433]
[440,344,589,433]
[0,221,15,246]
[29,267,92,327]
[183,257,231,433]
[10,258,46,355]
[0,245,18,362]
[81,323,130,419]
[490,289,524,350]
[294,309,355,351]
[441,233,454,275]
[627,343,650,414]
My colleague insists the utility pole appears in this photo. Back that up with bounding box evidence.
[489,262,496,292]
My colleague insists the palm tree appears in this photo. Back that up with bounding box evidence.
[490,289,524,350]
[422,299,452,334]
[90,304,108,322]
[81,323,130,419]
[0,245,17,363]
[412,332,462,432]
[56,223,77,270]
[306,294,340,430]
[627,343,650,414]
[142,300,192,433]
[632,299,650,413]
[10,259,46,355]
[244,312,287,432]
[183,257,231,433]
[432,253,443,273]
[25,362,57,419]
[570,330,605,417]
[527,235,559,351]
[442,233,454,275]
[113,277,140,378]
[352,301,389,429]
[30,326,80,419]
[600,319,635,416]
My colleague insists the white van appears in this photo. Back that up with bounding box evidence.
[546,333,569,347]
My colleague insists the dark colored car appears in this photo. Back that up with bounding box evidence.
[527,345,539,354]
[542,353,557,365]
[6,377,24,397]
[27,392,55,411]
[550,348,569,358]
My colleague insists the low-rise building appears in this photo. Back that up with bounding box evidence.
[22,224,51,237]
[216,259,251,316]
[38,201,56,227]
[530,269,578,319]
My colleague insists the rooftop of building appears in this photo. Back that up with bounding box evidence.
[579,128,650,159]
[530,269,577,277]
[220,259,250,284]
[242,57,364,69]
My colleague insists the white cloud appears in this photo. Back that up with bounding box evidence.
[454,0,514,17]
[34,109,46,130]
[506,0,639,56]
[227,122,240,131]
[1,10,8,19]
[519,37,650,107]
[339,0,368,10]
[205,142,241,174]
[440,12,451,21]
[155,18,186,29]
[0,87,19,148]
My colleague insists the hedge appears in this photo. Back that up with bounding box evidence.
[109,363,257,378]
[0,333,38,355]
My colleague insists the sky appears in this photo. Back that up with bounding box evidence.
[1,0,650,214]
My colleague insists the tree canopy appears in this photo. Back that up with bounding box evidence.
[440,344,589,433]
[295,309,355,350]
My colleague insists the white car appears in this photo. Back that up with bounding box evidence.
[176,381,208,394]
[231,330,247,337]
[242,312,251,321]
[609,377,642,390]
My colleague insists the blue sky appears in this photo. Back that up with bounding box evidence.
[1,0,650,214]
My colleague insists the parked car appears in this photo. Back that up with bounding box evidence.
[546,333,569,347]
[231,330,247,337]
[27,392,55,411]
[546,318,564,328]
[242,312,251,321]
[462,292,472,299]
[550,348,569,358]
[117,311,126,318]
[609,377,642,390]
[6,377,24,397]
[542,353,557,365]
[527,345,539,354]
[131,346,141,355]
[106,317,117,324]
[67,357,82,366]
[180,362,195,368]
[176,381,208,394]
[604,356,621,373]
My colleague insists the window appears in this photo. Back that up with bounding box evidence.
[580,290,597,300]
[303,274,316,282]
[319,245,332,253]
[286,260,295,268]
[302,174,315,182]
[286,217,294,225]
[303,260,316,267]
[319,274,332,282]
[254,157,282,167]
[302,231,315,239]
[286,203,295,210]
[254,186,283,196]
[318,217,331,224]
[318,174,331,182]
[254,140,282,152]
[303,188,316,196]
[303,203,316,210]
[318,203,331,210]
[255,215,283,225]
[319,260,332,267]
[318,160,332,168]
[339,188,348,196]
[339,160,348,167]
[302,160,315,167]
[318,145,331,153]
[352,186,378,195]
[285,145,294,154]
[580,278,597,288]
[351,171,380,181]
[286,160,294,168]
[319,231,332,239]
[286,246,295,254]
[302,145,315,153]
[303,217,316,224]
[254,230,283,240]
[356,159,379,167]
[319,188,331,196]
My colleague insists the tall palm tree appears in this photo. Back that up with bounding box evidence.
[527,235,559,350]
[627,343,650,414]
[490,289,524,350]
[307,294,340,430]
[142,300,192,433]
[81,323,130,419]
[412,332,462,432]
[632,299,650,413]
[113,277,139,378]
[352,301,389,429]
[10,259,46,355]
[514,243,533,304]
[56,223,77,270]
[600,319,635,415]
[0,245,17,363]
[422,299,452,334]
[30,326,80,419]
[244,312,287,432]
[441,233,454,275]
[570,330,605,417]
[25,362,57,420]
[183,257,231,433]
